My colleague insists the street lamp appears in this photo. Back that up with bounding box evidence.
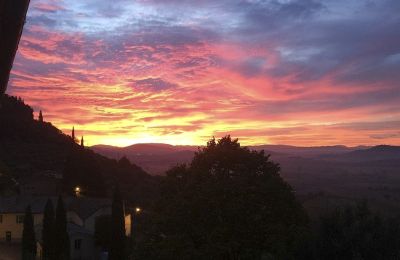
[74,186,81,196]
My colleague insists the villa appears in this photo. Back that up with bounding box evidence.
[0,196,131,260]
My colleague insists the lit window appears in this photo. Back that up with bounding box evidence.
[74,239,82,250]
[16,215,24,224]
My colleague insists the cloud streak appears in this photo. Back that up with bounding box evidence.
[7,0,400,146]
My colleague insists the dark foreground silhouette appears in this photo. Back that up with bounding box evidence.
[2,95,400,259]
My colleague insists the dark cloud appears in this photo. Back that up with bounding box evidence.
[133,78,177,91]
[8,0,400,145]
[370,133,400,140]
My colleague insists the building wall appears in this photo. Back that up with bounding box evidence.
[125,214,131,236]
[83,207,111,233]
[0,211,84,243]
[0,213,43,242]
[68,211,84,226]
[70,232,95,260]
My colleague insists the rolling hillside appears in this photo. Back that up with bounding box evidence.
[92,142,400,216]
[0,95,157,202]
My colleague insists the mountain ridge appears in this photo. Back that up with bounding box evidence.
[91,143,399,175]
[0,94,156,201]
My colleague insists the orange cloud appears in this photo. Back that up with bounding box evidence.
[7,0,400,147]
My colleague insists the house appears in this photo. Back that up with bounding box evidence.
[0,196,131,260]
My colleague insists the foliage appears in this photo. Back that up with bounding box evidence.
[0,94,157,201]
[0,160,17,195]
[317,202,400,260]
[54,196,70,260]
[94,215,112,251]
[22,206,37,260]
[134,136,311,259]
[63,148,107,197]
[42,199,55,260]
[110,187,127,260]
[39,110,43,122]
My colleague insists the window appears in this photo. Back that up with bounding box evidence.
[74,239,82,250]
[16,215,24,224]
[6,231,11,242]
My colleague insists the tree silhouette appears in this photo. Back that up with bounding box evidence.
[317,202,400,260]
[110,186,126,260]
[42,199,55,260]
[94,215,112,251]
[22,206,36,260]
[71,126,76,143]
[136,136,311,259]
[62,148,107,197]
[38,110,43,122]
[54,196,70,260]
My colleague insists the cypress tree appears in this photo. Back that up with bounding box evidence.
[110,186,126,260]
[54,196,70,260]
[22,206,36,260]
[42,199,55,260]
[71,127,75,143]
[80,136,84,148]
[38,110,43,122]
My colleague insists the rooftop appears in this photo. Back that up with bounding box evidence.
[0,196,111,220]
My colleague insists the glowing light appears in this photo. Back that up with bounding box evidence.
[75,186,81,196]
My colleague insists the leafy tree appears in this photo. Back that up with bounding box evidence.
[0,160,17,195]
[42,199,55,260]
[94,215,112,251]
[22,206,36,260]
[110,186,126,260]
[317,202,400,260]
[63,148,107,197]
[54,196,70,260]
[136,136,311,259]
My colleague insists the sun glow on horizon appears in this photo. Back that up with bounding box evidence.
[9,0,400,147]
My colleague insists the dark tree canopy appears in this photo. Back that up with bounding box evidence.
[94,215,112,251]
[22,206,36,260]
[54,196,70,260]
[63,148,107,197]
[135,136,311,259]
[317,202,400,260]
[42,199,55,260]
[110,186,126,260]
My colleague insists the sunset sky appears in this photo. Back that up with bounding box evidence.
[8,0,400,147]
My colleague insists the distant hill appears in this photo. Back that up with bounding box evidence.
[320,145,400,162]
[0,95,157,202]
[93,143,198,155]
[91,143,373,175]
[92,141,400,217]
[251,144,365,157]
[91,143,198,174]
